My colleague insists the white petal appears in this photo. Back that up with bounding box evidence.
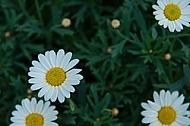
[66,69,82,76]
[153,91,162,107]
[15,105,28,116]
[176,103,189,114]
[22,98,32,113]
[60,86,70,98]
[141,110,157,117]
[38,53,51,70]
[172,94,185,109]
[64,79,80,85]
[63,84,75,92]
[31,83,45,90]
[165,91,172,106]
[28,78,45,84]
[41,101,50,115]
[29,66,46,73]
[36,100,43,113]
[50,87,58,102]
[49,50,56,67]
[65,59,79,71]
[56,49,65,66]
[38,85,51,98]
[141,102,151,110]
[149,121,161,126]
[30,98,37,112]
[148,100,160,111]
[28,72,44,78]
[45,87,54,101]
[142,117,157,123]
[159,90,165,106]
[157,0,165,9]
[61,52,72,69]
[31,60,46,71]
[179,0,190,9]
[57,90,65,103]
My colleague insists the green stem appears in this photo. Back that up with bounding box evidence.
[168,39,175,83]
[116,30,134,43]
[165,33,190,39]
[35,0,44,26]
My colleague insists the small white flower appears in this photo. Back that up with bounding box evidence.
[28,49,83,103]
[152,0,190,32]
[10,98,58,126]
[141,90,190,125]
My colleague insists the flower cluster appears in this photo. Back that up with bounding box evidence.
[9,0,190,125]
[10,49,83,126]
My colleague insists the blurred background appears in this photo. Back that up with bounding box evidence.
[1,0,190,125]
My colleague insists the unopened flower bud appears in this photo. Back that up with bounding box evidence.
[96,117,100,122]
[149,49,153,53]
[111,19,120,29]
[111,108,119,116]
[107,47,112,54]
[4,31,11,38]
[164,53,171,60]
[27,89,32,95]
[27,95,32,99]
[61,18,71,28]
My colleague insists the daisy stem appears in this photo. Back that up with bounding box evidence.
[165,34,190,39]
[168,40,175,82]
[116,30,134,43]
[35,0,44,27]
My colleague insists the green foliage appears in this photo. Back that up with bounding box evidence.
[1,0,190,125]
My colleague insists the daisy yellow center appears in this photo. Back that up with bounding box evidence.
[164,4,181,21]
[26,113,44,126]
[46,67,66,86]
[158,106,176,125]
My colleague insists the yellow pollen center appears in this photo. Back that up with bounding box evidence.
[46,67,66,86]
[26,113,44,126]
[164,4,181,21]
[158,106,176,125]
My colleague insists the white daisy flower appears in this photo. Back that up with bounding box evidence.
[141,90,190,125]
[28,49,83,103]
[10,97,58,126]
[152,0,190,32]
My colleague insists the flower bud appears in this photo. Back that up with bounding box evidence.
[61,18,71,28]
[107,47,112,54]
[96,117,100,122]
[111,19,120,29]
[111,108,119,116]
[4,31,11,38]
[149,49,153,53]
[164,53,171,60]
[27,89,32,95]
[27,95,32,99]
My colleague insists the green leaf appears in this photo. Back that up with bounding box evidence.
[69,99,76,111]
[183,64,190,83]
[180,41,190,58]
[132,1,147,32]
[170,77,186,91]
[155,59,165,75]
[151,27,158,39]
[111,40,126,58]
